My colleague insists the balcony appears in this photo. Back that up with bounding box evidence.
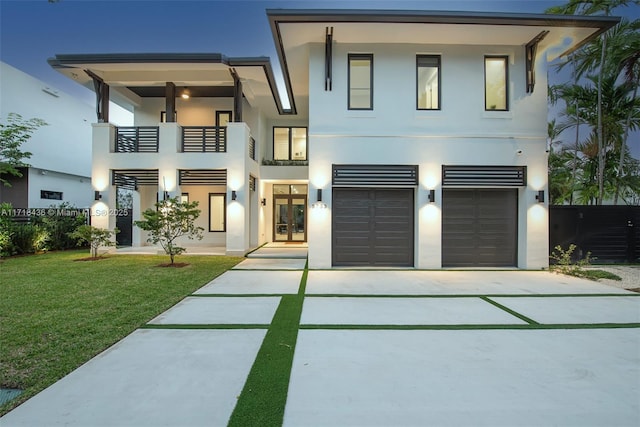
[181,126,226,152]
[115,127,159,152]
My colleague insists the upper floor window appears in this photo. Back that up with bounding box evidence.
[417,55,441,110]
[348,54,373,110]
[485,56,508,111]
[273,127,307,161]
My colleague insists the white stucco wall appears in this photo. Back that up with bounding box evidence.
[306,42,549,270]
[1,62,94,208]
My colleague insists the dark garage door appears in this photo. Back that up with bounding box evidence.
[442,189,517,267]
[333,188,414,267]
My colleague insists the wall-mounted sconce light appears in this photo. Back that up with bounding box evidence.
[428,189,435,203]
[536,190,545,203]
[163,191,169,201]
[261,198,266,206]
[231,190,237,201]
[312,188,327,209]
[94,191,102,201]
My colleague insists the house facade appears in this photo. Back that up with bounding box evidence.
[48,9,617,268]
[0,62,95,209]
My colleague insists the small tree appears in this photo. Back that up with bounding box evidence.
[69,225,119,259]
[134,197,204,264]
[0,113,47,186]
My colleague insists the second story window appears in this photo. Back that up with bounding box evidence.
[417,55,441,110]
[348,54,373,110]
[274,127,307,161]
[485,56,508,111]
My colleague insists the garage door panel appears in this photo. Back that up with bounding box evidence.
[443,189,517,267]
[333,188,414,267]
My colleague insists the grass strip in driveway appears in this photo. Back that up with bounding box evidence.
[300,323,640,330]
[227,264,308,427]
[481,296,539,324]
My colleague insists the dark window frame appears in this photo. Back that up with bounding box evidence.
[40,190,63,200]
[216,111,233,126]
[348,53,374,110]
[208,192,226,232]
[416,55,442,111]
[484,55,509,111]
[272,126,308,161]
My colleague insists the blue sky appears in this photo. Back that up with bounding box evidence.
[1,0,638,153]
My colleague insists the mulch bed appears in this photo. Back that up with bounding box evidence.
[157,262,190,268]
[74,257,109,262]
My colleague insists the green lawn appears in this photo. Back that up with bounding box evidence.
[0,250,243,415]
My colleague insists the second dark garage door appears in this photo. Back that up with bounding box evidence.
[333,188,414,267]
[442,189,518,267]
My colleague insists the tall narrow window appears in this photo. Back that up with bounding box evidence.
[273,127,307,161]
[216,111,232,126]
[348,54,373,110]
[485,56,508,111]
[209,193,226,232]
[417,55,441,110]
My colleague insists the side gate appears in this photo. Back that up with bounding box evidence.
[549,205,640,263]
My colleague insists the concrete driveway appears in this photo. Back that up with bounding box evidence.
[1,255,638,427]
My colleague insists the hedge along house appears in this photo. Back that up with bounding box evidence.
[49,9,618,265]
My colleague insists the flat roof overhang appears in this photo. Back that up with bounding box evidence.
[48,53,292,115]
[267,9,621,114]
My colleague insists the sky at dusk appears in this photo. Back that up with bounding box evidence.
[1,0,639,152]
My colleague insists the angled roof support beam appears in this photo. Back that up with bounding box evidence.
[230,68,243,122]
[325,26,333,91]
[85,69,109,123]
[165,82,176,123]
[525,30,549,94]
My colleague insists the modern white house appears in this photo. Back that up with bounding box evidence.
[48,9,618,268]
[0,61,95,209]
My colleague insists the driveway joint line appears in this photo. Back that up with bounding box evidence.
[304,293,638,298]
[299,323,640,330]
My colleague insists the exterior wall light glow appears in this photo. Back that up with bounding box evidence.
[94,191,102,201]
[428,189,435,203]
[181,87,190,99]
[231,190,237,201]
[536,190,545,203]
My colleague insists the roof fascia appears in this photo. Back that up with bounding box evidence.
[47,53,290,115]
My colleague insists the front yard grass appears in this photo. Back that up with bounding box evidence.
[0,250,242,415]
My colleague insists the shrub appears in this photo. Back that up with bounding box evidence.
[549,244,593,277]
[10,223,49,255]
[32,203,87,250]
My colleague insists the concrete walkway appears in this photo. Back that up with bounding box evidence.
[1,259,638,426]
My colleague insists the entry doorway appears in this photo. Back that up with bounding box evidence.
[272,184,307,242]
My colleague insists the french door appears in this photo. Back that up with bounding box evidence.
[274,195,307,242]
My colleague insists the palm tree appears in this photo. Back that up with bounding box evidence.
[545,0,639,204]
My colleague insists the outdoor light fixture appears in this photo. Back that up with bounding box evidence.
[261,198,266,206]
[94,191,102,201]
[428,189,436,203]
[163,191,169,201]
[231,190,237,201]
[312,188,327,209]
[181,87,191,99]
[536,190,545,203]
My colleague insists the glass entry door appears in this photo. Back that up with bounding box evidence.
[274,195,307,242]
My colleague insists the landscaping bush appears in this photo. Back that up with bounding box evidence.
[32,203,87,250]
[10,223,48,255]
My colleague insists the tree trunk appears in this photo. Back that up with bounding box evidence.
[613,72,639,204]
[597,34,607,205]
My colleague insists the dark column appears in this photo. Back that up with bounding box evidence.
[165,82,176,122]
[231,69,243,122]
[85,70,110,123]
